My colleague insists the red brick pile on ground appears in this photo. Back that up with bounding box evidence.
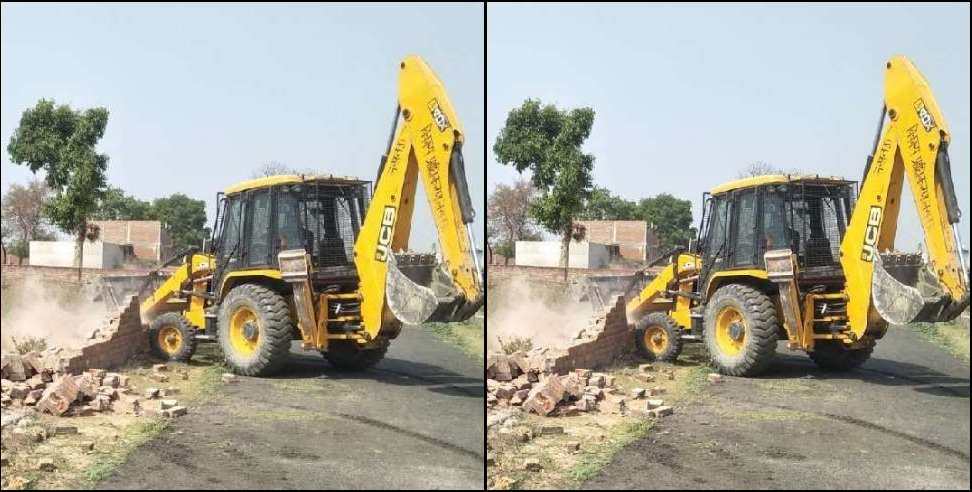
[2,360,127,417]
[1,359,189,419]
[487,351,618,416]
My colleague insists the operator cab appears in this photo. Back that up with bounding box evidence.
[210,175,371,288]
[697,175,857,284]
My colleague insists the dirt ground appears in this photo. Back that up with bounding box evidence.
[583,327,970,490]
[94,325,484,489]
[486,357,711,490]
[1,357,222,490]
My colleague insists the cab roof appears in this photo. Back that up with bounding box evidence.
[224,174,368,195]
[710,174,855,195]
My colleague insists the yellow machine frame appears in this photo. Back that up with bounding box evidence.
[626,55,969,363]
[139,55,483,362]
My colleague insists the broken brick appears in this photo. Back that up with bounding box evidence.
[38,375,80,416]
[36,457,57,472]
[103,373,121,388]
[8,383,29,400]
[149,373,170,383]
[24,389,44,406]
[54,425,79,435]
[540,425,564,435]
[648,406,674,418]
[162,406,187,418]
[522,458,542,472]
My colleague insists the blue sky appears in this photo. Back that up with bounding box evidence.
[1,3,484,251]
[487,3,970,251]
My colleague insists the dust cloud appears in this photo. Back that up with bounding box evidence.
[0,277,109,353]
[486,277,597,352]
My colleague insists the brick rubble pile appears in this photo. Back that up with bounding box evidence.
[1,356,188,420]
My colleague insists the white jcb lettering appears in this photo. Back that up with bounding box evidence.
[861,206,882,262]
[375,206,396,262]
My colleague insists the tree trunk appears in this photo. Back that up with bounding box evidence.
[75,223,85,283]
[561,226,571,282]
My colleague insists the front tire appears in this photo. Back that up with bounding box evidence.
[634,313,683,362]
[703,284,779,376]
[218,284,294,376]
[808,342,873,371]
[148,312,197,362]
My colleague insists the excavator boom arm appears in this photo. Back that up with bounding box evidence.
[354,55,483,338]
[841,55,969,332]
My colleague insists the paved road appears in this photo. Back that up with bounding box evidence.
[584,327,970,489]
[99,327,484,489]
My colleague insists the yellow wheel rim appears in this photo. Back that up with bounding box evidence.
[158,325,183,355]
[229,306,260,356]
[715,306,746,356]
[644,325,670,355]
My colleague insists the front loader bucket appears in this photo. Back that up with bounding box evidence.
[872,252,969,324]
[426,263,483,322]
[871,253,926,325]
[385,253,439,325]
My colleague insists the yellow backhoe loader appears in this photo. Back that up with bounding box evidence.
[625,55,969,376]
[124,55,482,375]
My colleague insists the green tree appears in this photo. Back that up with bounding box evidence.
[151,193,208,253]
[579,186,638,220]
[93,185,153,220]
[7,99,109,279]
[637,193,696,252]
[493,99,595,277]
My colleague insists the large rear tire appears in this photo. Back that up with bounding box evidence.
[634,313,683,362]
[808,342,873,371]
[703,284,779,377]
[148,312,197,362]
[324,340,388,371]
[217,284,294,376]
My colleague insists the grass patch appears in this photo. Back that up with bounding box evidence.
[80,418,170,487]
[732,409,816,422]
[673,364,712,400]
[425,315,484,361]
[910,320,970,362]
[566,419,653,483]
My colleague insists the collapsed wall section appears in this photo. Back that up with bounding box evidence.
[547,295,632,373]
[61,295,146,373]
[3,296,147,377]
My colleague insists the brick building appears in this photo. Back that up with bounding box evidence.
[89,220,172,263]
[574,220,659,263]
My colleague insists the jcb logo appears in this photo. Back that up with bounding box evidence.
[914,99,936,132]
[428,98,451,132]
[860,206,882,262]
[375,206,396,262]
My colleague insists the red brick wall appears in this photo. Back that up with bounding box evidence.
[487,264,642,284]
[1,265,155,285]
[90,220,170,262]
[549,296,632,373]
[60,296,147,373]
[575,220,652,262]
